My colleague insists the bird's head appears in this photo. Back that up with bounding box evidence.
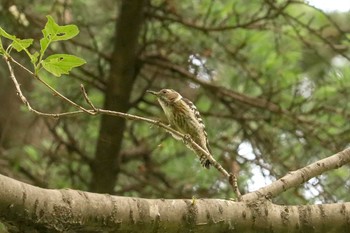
[147,89,182,104]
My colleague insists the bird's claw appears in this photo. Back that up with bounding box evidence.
[182,134,192,144]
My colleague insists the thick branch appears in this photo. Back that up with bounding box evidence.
[0,174,349,233]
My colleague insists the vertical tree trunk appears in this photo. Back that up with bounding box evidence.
[90,0,146,193]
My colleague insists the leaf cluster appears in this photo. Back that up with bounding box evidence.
[0,16,85,77]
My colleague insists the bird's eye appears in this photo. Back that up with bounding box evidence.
[162,90,167,94]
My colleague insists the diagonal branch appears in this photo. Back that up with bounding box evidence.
[241,147,350,202]
[4,55,240,198]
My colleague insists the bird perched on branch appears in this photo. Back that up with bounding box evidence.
[147,89,212,168]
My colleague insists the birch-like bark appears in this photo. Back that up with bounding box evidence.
[0,174,349,233]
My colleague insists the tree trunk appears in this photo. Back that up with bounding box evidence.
[89,0,146,193]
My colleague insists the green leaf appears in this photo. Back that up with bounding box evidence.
[0,26,33,53]
[40,16,79,55]
[42,54,86,77]
[30,51,40,64]
[12,38,33,52]
[0,26,16,40]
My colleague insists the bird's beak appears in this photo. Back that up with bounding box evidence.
[146,90,158,96]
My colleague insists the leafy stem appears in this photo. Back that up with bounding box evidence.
[0,15,85,77]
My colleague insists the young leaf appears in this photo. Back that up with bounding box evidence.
[0,26,16,40]
[30,51,40,64]
[0,26,33,52]
[41,54,86,77]
[40,16,79,56]
[12,38,33,52]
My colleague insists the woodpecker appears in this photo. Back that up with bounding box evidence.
[147,89,211,168]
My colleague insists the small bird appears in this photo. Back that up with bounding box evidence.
[147,89,212,168]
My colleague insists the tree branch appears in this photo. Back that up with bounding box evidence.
[0,174,349,233]
[241,147,350,202]
[4,55,239,197]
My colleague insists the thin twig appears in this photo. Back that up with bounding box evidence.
[10,58,94,115]
[182,134,241,198]
[5,56,81,118]
[98,107,241,196]
[5,55,241,198]
[80,84,97,112]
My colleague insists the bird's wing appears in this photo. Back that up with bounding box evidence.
[182,97,211,153]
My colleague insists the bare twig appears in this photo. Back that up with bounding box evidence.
[80,84,97,112]
[9,57,94,115]
[4,56,82,118]
[5,55,241,197]
[182,134,241,199]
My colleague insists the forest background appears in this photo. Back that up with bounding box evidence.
[0,0,350,232]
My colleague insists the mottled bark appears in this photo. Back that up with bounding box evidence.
[0,174,349,233]
[90,0,146,193]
